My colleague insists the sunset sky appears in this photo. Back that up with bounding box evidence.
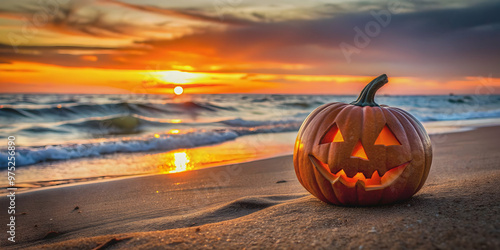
[0,0,499,95]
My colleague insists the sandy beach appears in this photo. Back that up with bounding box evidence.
[2,126,499,249]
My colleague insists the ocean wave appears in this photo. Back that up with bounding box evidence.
[59,115,146,134]
[13,115,163,136]
[220,118,302,127]
[12,114,191,137]
[0,95,78,105]
[251,97,271,103]
[280,101,323,108]
[414,109,500,122]
[19,126,70,134]
[0,101,237,121]
[192,102,237,111]
[14,116,300,136]
[0,107,36,118]
[0,121,301,167]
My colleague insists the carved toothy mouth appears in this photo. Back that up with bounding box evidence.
[308,155,410,191]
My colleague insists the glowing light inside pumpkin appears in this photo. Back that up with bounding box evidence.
[332,165,407,188]
[335,170,381,186]
[351,140,368,160]
[309,155,409,190]
[170,152,190,173]
[375,125,401,146]
[174,86,184,95]
[320,124,344,144]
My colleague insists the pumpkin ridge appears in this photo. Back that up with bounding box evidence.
[314,104,352,201]
[360,106,370,144]
[384,108,423,199]
[309,153,341,204]
[373,106,388,205]
[310,156,340,204]
[392,108,432,193]
[298,103,347,201]
[393,109,426,194]
[379,108,409,171]
[377,108,411,203]
[305,103,354,204]
[344,106,365,176]
[295,103,337,189]
[328,105,357,174]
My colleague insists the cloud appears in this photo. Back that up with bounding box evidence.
[0,68,37,72]
[145,83,226,89]
[0,0,234,41]
[0,43,150,68]
[0,0,498,79]
[136,0,500,77]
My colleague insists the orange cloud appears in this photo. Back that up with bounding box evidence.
[2,62,498,95]
[81,55,98,61]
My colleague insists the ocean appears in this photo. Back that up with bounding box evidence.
[1,93,500,189]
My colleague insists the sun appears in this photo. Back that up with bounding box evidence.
[173,86,184,95]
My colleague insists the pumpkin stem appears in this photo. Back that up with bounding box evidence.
[350,74,388,107]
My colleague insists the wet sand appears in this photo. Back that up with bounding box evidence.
[1,126,499,249]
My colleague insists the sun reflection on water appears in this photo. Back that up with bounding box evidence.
[169,129,180,134]
[169,151,191,173]
[154,132,295,175]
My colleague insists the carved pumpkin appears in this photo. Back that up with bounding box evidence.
[293,74,432,205]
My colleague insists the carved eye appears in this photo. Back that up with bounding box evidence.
[375,125,401,146]
[320,123,344,144]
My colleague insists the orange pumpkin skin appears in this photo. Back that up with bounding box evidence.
[293,74,432,205]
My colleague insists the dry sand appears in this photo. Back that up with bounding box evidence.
[1,126,499,249]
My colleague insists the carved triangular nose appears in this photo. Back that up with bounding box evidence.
[351,140,369,160]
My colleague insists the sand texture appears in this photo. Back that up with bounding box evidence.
[1,127,499,249]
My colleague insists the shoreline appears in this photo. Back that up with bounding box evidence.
[5,117,500,194]
[6,152,295,196]
[1,125,499,248]
[422,117,500,134]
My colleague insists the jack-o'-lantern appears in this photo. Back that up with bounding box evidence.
[293,74,432,205]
